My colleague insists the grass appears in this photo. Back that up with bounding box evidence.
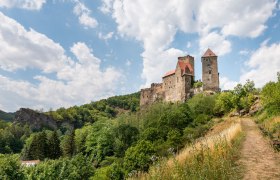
[255,110,280,151]
[130,121,244,180]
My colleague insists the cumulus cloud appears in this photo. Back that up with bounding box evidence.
[0,0,46,10]
[101,0,276,86]
[220,76,238,90]
[199,32,231,56]
[240,43,280,87]
[0,13,122,111]
[73,0,98,28]
[0,12,68,72]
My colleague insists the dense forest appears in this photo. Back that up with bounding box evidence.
[0,73,279,179]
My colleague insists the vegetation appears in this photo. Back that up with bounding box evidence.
[134,122,243,179]
[0,110,15,121]
[214,80,256,115]
[255,72,280,150]
[1,75,280,178]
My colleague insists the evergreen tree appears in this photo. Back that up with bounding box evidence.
[61,130,75,157]
[28,132,47,160]
[47,131,61,159]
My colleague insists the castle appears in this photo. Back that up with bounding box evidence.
[140,48,220,106]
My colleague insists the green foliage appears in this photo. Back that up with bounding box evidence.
[0,110,15,121]
[23,154,94,180]
[47,131,61,159]
[113,124,139,157]
[166,129,182,147]
[214,92,234,115]
[193,81,203,88]
[61,130,75,157]
[188,93,217,117]
[215,80,257,115]
[74,125,91,154]
[0,154,24,180]
[0,124,28,154]
[232,80,256,111]
[123,140,155,175]
[261,77,280,115]
[21,131,48,160]
[85,120,114,163]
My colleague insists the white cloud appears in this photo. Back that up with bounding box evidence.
[0,12,68,72]
[199,32,231,56]
[240,43,280,87]
[73,0,98,28]
[98,31,114,41]
[0,13,122,111]
[101,0,276,86]
[141,48,185,87]
[199,0,276,38]
[99,0,113,14]
[220,76,238,90]
[0,0,46,10]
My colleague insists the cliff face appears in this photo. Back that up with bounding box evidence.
[14,108,57,130]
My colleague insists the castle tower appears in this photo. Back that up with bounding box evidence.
[178,55,194,76]
[201,48,220,92]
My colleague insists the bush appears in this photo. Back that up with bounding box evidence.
[123,140,155,175]
[188,94,217,117]
[0,154,24,180]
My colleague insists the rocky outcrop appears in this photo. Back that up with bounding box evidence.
[249,96,263,116]
[14,108,57,130]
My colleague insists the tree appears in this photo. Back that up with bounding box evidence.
[187,94,217,117]
[123,140,155,174]
[214,92,234,115]
[0,154,24,180]
[28,132,47,160]
[61,130,75,157]
[47,131,61,159]
[113,124,139,157]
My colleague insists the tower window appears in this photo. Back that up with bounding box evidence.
[209,70,211,74]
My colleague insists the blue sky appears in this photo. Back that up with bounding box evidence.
[0,0,279,112]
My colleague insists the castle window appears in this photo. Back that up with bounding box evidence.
[209,70,211,74]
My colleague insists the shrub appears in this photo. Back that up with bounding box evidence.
[123,140,155,175]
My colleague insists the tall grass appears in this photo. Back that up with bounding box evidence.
[131,122,243,180]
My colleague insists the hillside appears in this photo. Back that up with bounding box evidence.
[0,74,280,179]
[0,110,15,121]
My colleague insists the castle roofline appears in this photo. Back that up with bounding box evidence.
[178,55,194,59]
[163,70,175,78]
[202,48,217,57]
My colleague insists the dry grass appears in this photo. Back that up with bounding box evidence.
[131,119,242,180]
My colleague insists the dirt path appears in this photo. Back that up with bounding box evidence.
[240,118,280,180]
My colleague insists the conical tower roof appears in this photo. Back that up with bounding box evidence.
[202,48,217,57]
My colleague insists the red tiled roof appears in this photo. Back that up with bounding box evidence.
[202,48,217,57]
[163,69,175,77]
[178,61,193,73]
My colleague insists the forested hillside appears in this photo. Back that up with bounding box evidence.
[0,73,279,179]
[0,110,15,121]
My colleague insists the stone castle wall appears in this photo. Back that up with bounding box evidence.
[140,83,164,106]
[140,49,219,106]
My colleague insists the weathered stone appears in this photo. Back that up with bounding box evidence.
[140,49,220,106]
[14,108,57,130]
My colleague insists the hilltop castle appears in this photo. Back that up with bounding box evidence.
[140,48,220,106]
